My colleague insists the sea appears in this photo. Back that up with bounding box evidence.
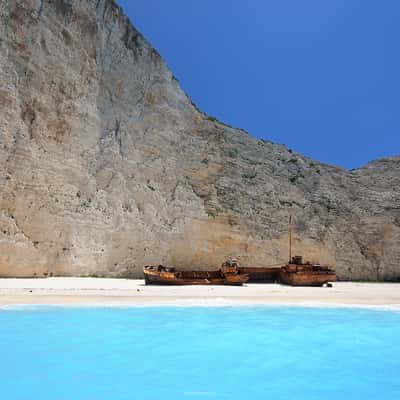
[1,306,399,399]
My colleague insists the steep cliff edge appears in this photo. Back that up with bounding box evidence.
[0,0,399,280]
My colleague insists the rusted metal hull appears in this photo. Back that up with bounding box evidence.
[279,264,336,287]
[238,267,280,283]
[143,266,249,286]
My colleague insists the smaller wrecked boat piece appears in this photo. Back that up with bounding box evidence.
[222,258,280,283]
[280,256,336,287]
[143,265,249,286]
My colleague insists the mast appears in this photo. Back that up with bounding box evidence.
[288,215,292,263]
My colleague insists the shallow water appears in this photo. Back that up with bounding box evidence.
[1,306,399,400]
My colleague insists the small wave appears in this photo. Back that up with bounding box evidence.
[1,301,400,312]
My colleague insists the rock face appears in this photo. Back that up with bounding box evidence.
[0,0,399,280]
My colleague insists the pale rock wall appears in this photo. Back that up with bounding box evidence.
[0,0,399,280]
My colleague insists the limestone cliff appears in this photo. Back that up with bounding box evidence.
[0,0,399,280]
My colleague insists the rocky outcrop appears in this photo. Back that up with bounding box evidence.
[0,0,399,280]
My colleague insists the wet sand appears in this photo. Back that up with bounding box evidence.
[0,278,399,309]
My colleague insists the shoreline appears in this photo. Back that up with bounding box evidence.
[2,301,400,312]
[1,278,400,310]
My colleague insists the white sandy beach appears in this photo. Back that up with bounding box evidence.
[0,278,399,309]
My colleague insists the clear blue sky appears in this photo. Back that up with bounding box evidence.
[117,0,400,169]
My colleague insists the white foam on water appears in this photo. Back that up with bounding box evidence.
[1,300,400,312]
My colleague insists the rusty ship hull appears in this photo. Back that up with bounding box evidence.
[143,266,249,286]
[280,263,336,286]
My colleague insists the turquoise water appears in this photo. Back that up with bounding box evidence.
[1,306,399,400]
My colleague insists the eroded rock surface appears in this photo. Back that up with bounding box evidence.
[0,0,399,279]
